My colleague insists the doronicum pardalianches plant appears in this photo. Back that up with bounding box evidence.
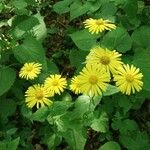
[0,0,150,149]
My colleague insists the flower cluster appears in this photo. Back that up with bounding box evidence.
[19,63,67,109]
[19,18,144,109]
[81,18,143,96]
[70,46,143,96]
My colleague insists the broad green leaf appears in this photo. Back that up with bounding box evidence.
[101,27,132,53]
[131,26,150,48]
[53,0,73,14]
[13,37,47,68]
[0,137,20,150]
[132,49,150,91]
[12,16,39,38]
[47,60,59,74]
[117,95,132,113]
[47,101,72,124]
[30,107,49,122]
[69,49,88,68]
[120,132,150,150]
[112,119,138,134]
[99,141,121,150]
[47,134,62,150]
[62,129,86,150]
[68,95,101,120]
[33,13,47,41]
[0,67,16,96]
[70,1,91,20]
[91,112,108,133]
[103,85,119,96]
[123,0,138,18]
[70,29,98,51]
[0,99,16,117]
[95,1,116,19]
[12,0,27,9]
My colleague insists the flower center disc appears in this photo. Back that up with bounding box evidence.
[36,90,44,100]
[89,75,98,84]
[100,56,110,65]
[26,66,33,72]
[126,74,134,82]
[96,20,103,26]
[52,80,59,86]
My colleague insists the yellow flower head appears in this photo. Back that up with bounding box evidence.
[44,74,67,96]
[78,65,110,96]
[19,62,42,80]
[70,76,81,94]
[114,64,143,95]
[83,18,116,34]
[86,47,123,74]
[25,84,53,109]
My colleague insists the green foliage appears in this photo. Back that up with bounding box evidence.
[0,67,16,96]
[70,29,98,51]
[0,137,20,150]
[133,48,150,91]
[132,26,150,48]
[99,141,121,150]
[101,27,132,52]
[13,36,47,69]
[0,0,150,149]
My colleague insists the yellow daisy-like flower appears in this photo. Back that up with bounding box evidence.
[114,64,143,95]
[44,74,67,96]
[77,65,110,96]
[83,18,116,34]
[25,84,53,109]
[19,62,42,80]
[86,46,123,74]
[70,76,81,94]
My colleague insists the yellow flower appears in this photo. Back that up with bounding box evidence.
[77,65,110,96]
[44,74,67,96]
[114,64,143,95]
[19,62,42,80]
[70,76,81,94]
[86,46,123,74]
[83,18,116,34]
[25,84,53,109]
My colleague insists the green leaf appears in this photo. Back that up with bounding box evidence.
[68,95,101,120]
[69,49,88,68]
[131,26,150,48]
[13,37,47,67]
[0,137,20,150]
[112,119,138,134]
[12,0,27,9]
[53,0,73,14]
[103,85,119,96]
[101,27,132,53]
[0,67,16,96]
[70,29,98,51]
[12,16,39,38]
[32,13,47,41]
[99,141,121,150]
[30,107,49,122]
[91,112,108,133]
[120,132,150,150]
[47,101,72,124]
[123,0,138,18]
[47,60,59,74]
[0,99,16,118]
[62,129,86,150]
[70,1,91,20]
[95,1,117,19]
[133,48,150,91]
